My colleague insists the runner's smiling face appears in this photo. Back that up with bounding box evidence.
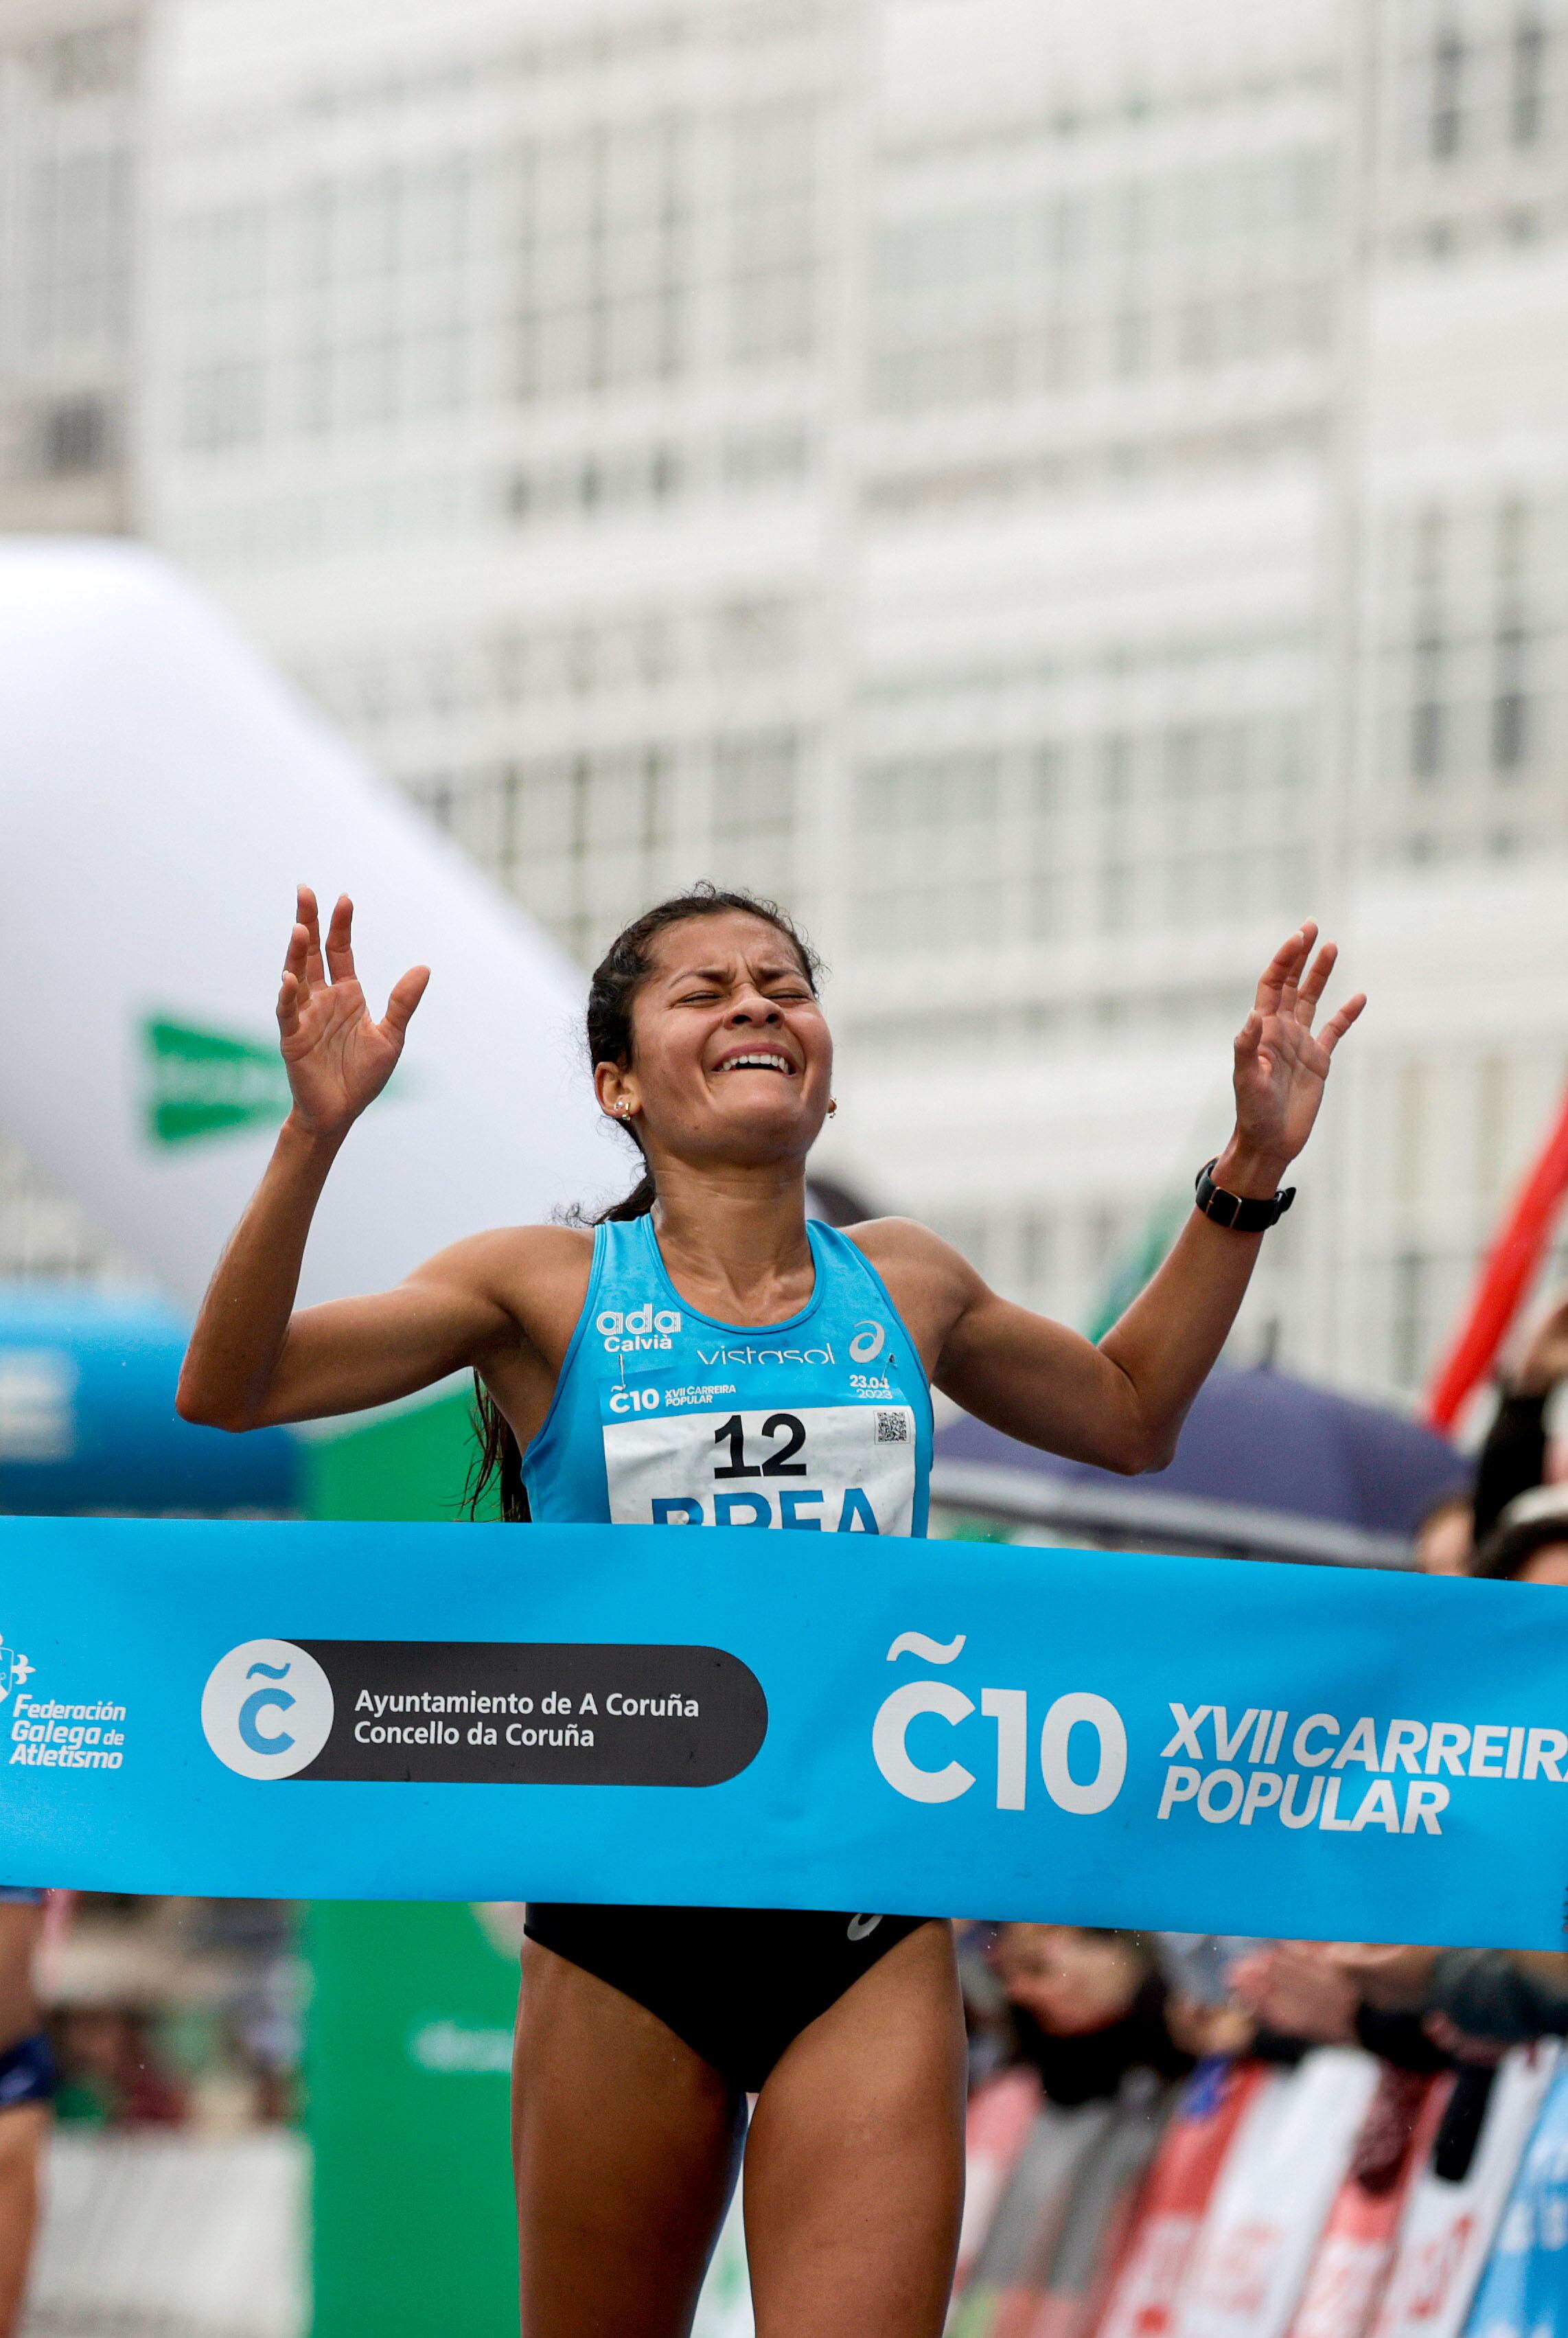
[594,912,833,1169]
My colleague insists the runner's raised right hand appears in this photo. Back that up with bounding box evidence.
[276,886,429,1138]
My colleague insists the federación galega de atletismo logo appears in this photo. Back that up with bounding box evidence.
[0,1637,34,1706]
[201,1640,334,1780]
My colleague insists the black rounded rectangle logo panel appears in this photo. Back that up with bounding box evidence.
[291,1641,767,1786]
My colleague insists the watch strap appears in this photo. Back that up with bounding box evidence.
[1195,1158,1295,1233]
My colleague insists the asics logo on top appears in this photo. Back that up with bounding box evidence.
[597,1305,682,1353]
[849,1321,886,1364]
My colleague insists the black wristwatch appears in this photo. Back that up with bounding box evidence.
[1194,1158,1295,1233]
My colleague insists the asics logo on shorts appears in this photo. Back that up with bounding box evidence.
[846,1913,882,1942]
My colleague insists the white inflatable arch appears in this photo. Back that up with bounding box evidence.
[0,540,621,1309]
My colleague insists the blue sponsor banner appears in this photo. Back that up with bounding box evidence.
[2,1517,1568,1942]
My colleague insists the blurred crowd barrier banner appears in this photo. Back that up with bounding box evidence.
[2,1519,1568,1945]
[947,2043,1565,2338]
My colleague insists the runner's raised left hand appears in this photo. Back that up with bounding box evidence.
[1226,924,1365,1185]
[276,886,430,1139]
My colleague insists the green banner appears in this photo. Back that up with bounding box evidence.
[305,1389,514,2338]
[140,1015,292,1149]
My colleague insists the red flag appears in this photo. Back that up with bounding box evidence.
[1425,1083,1568,1433]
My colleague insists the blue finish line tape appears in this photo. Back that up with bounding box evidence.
[1,1518,1564,1947]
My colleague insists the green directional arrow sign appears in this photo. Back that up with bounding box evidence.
[140,1015,292,1148]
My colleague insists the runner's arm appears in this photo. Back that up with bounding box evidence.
[175,1114,527,1428]
[177,883,555,1430]
[914,1162,1286,1473]
[913,924,1362,1472]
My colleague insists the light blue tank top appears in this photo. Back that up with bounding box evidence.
[524,1213,932,1537]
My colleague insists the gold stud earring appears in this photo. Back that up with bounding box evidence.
[615,1101,630,1117]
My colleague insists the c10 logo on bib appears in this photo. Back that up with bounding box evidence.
[201,1640,334,1780]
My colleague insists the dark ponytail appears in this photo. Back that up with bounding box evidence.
[467,883,820,1523]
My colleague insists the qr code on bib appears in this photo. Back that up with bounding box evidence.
[876,1411,909,1443]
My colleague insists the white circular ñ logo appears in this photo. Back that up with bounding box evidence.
[201,1640,334,1781]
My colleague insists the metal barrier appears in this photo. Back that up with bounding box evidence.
[930,1461,1416,1570]
[22,2130,306,2338]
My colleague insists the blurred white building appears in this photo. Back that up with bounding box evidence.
[10,0,1568,1413]
[0,0,144,532]
[0,0,148,1280]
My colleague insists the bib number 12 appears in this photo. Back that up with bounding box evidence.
[713,1414,807,1479]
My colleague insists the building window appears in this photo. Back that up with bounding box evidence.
[1430,28,1466,159]
[1098,735,1133,808]
[1390,1249,1431,1390]
[179,205,267,308]
[728,99,817,367]
[938,1216,990,1276]
[181,360,264,452]
[714,730,799,895]
[39,393,110,474]
[854,753,999,833]
[1492,500,1531,773]
[1395,1059,1430,1215]
[519,117,687,404]
[45,21,136,98]
[1162,726,1199,805]
[1097,729,1135,928]
[293,157,472,439]
[1020,1210,1055,1295]
[1477,1054,1514,1203]
[1112,309,1153,377]
[1492,622,1529,770]
[1512,18,1547,144]
[28,146,132,348]
[1098,864,1133,932]
[1410,634,1446,780]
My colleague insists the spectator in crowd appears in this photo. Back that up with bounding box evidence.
[51,2006,185,2127]
[1414,1290,1568,1574]
[991,1925,1197,2104]
[1473,1291,1568,1535]
[1472,1490,1568,1587]
[1226,1942,1461,2064]
[0,1896,51,2338]
[1414,1490,1473,1576]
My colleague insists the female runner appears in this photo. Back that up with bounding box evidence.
[178,882,1363,2338]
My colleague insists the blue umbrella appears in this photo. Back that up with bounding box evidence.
[936,1362,1468,1539]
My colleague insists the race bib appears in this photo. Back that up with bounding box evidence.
[601,1395,916,1535]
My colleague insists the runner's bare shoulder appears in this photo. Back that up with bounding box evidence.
[840,1215,978,1289]
[407,1221,596,1357]
[836,1217,980,1364]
